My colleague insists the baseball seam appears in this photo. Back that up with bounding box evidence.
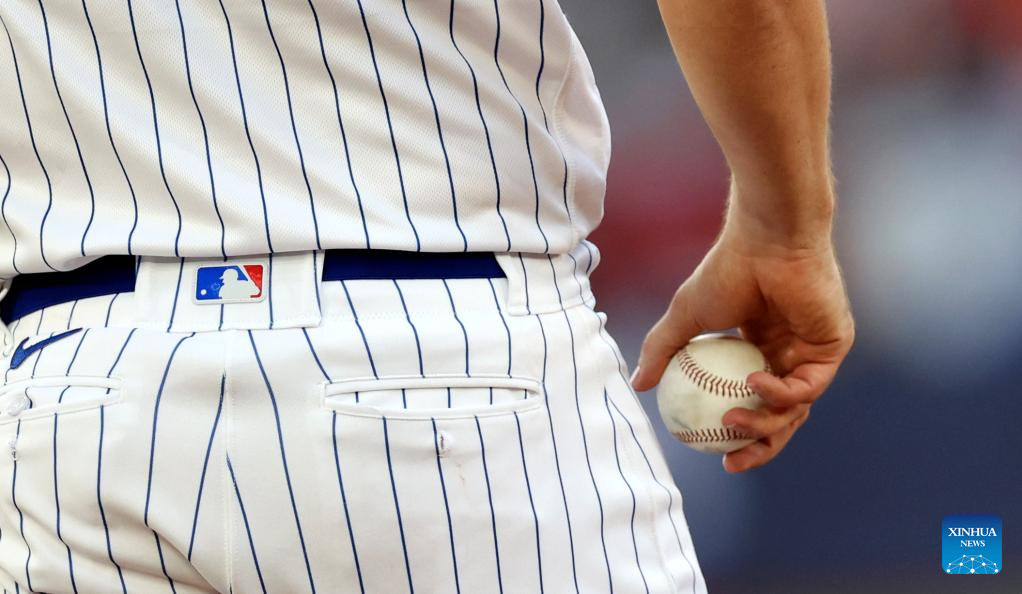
[676,348,766,399]
[673,427,752,444]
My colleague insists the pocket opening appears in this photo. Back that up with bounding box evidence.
[321,374,544,420]
[0,376,122,425]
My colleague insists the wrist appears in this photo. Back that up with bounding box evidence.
[725,179,835,251]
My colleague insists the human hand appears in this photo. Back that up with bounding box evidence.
[630,213,854,473]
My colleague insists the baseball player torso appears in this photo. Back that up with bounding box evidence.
[0,0,610,279]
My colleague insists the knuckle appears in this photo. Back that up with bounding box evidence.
[743,423,768,439]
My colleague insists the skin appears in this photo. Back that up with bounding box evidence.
[632,0,855,473]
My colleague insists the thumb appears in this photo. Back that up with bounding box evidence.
[631,288,703,392]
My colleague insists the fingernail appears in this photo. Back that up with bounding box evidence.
[724,423,737,430]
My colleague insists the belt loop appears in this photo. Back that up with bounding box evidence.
[0,278,13,356]
[493,254,527,315]
[494,242,600,316]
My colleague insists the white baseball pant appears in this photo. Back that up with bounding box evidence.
[0,251,707,593]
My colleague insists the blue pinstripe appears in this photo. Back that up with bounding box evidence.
[79,0,140,256]
[227,456,267,594]
[448,0,511,251]
[143,333,194,593]
[514,410,545,593]
[534,0,549,130]
[0,151,19,273]
[401,0,468,251]
[106,329,136,381]
[11,419,33,592]
[0,13,56,271]
[581,241,597,276]
[247,331,317,593]
[305,0,371,249]
[382,418,415,594]
[257,0,322,250]
[65,300,79,330]
[535,315,580,593]
[576,245,699,591]
[218,257,226,332]
[166,259,185,332]
[96,404,128,594]
[475,416,504,594]
[312,251,321,312]
[442,280,470,374]
[486,279,512,376]
[330,413,365,594]
[125,0,184,256]
[267,253,275,328]
[565,252,589,303]
[33,310,45,340]
[549,258,614,590]
[491,0,549,253]
[52,329,90,594]
[516,254,532,314]
[216,0,272,253]
[604,390,651,594]
[431,418,462,593]
[302,328,330,381]
[103,294,119,327]
[30,331,56,379]
[392,281,424,376]
[607,397,696,593]
[341,281,378,378]
[171,0,226,258]
[353,0,421,250]
[93,327,137,589]
[36,0,97,259]
[532,0,574,229]
[187,374,226,560]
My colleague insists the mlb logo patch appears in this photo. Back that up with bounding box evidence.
[194,264,265,304]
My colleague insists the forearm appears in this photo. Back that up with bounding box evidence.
[657,0,834,246]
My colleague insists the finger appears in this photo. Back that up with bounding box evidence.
[722,409,810,473]
[721,403,809,440]
[745,360,839,407]
[631,291,703,392]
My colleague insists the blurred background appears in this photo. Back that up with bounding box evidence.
[559,1,1022,592]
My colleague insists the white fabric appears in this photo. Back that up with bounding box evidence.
[0,257,706,593]
[0,0,611,279]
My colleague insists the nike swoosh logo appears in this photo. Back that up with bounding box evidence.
[9,328,83,370]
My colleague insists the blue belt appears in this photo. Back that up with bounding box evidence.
[0,251,505,324]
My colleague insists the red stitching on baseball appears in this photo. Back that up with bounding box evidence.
[675,348,765,399]
[673,427,752,444]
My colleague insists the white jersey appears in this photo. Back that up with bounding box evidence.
[0,0,610,279]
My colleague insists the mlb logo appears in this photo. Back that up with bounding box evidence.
[194,264,266,304]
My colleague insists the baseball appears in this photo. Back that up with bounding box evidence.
[657,333,771,454]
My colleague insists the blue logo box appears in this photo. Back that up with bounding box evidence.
[943,514,1001,575]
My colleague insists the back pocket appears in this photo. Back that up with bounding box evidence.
[321,375,543,420]
[0,376,122,426]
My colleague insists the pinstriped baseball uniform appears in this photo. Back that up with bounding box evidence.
[0,1,708,593]
[0,0,607,277]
